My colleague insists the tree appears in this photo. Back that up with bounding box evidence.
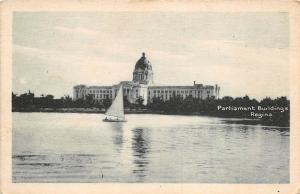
[136,96,144,109]
[103,98,112,109]
[123,96,131,108]
[260,97,273,106]
[148,96,164,111]
[85,94,95,107]
[12,92,17,107]
[164,95,183,113]
[61,95,73,108]
[182,95,196,112]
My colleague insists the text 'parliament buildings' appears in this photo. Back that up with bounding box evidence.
[73,53,221,105]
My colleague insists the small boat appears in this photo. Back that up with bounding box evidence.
[103,85,127,122]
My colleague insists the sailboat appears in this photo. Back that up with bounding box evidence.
[103,85,127,122]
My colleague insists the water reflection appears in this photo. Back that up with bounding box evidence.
[110,123,124,153]
[131,128,150,182]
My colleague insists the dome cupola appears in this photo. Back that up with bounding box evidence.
[135,52,152,70]
[132,52,154,85]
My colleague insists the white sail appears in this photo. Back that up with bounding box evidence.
[105,85,125,120]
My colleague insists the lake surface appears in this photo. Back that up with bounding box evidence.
[12,112,289,183]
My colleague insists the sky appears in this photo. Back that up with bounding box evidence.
[13,12,289,99]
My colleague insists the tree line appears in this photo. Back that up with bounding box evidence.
[147,95,289,126]
[12,91,289,126]
[12,91,112,110]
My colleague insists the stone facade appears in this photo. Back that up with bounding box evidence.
[73,53,220,105]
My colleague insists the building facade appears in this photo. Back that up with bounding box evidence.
[73,53,220,105]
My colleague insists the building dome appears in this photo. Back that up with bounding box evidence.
[135,52,152,70]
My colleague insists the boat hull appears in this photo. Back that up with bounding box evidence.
[102,119,127,122]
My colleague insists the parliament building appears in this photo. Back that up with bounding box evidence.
[73,53,220,105]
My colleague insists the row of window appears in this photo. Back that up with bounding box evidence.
[77,89,211,96]
[123,89,130,93]
[87,90,112,94]
[123,89,137,93]
[150,93,210,97]
[76,92,212,100]
[148,93,211,100]
[119,89,140,94]
[149,90,210,94]
[150,90,211,94]
[93,94,112,99]
[135,74,147,80]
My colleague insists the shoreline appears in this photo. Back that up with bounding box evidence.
[12,108,289,127]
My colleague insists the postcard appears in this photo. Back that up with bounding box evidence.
[1,0,300,194]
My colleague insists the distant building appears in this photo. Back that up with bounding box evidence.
[73,53,220,105]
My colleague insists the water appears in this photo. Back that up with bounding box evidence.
[12,112,289,183]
